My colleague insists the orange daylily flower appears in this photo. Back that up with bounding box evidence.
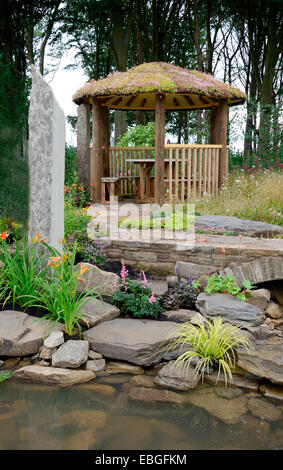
[48,256,63,268]
[79,265,88,276]
[0,232,9,240]
[32,232,46,243]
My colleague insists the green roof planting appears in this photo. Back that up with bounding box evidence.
[73,62,246,108]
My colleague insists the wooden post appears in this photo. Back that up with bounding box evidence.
[100,106,109,177]
[77,103,90,190]
[91,99,102,202]
[155,93,165,204]
[210,100,228,187]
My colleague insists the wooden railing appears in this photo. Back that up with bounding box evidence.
[109,144,224,200]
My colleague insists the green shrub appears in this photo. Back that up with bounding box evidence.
[64,206,91,239]
[164,317,254,385]
[117,122,155,147]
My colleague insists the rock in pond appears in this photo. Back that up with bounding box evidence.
[76,382,116,397]
[52,340,89,368]
[14,365,95,386]
[247,397,282,422]
[106,361,144,375]
[63,429,97,450]
[196,293,263,326]
[129,386,186,405]
[154,360,199,391]
[84,318,180,367]
[185,384,248,424]
[78,299,120,328]
[59,409,106,430]
[129,375,155,388]
[0,310,64,356]
[237,335,283,385]
[75,263,120,296]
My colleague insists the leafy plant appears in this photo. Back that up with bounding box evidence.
[111,262,163,319]
[64,175,88,208]
[32,242,102,336]
[0,233,49,309]
[164,317,254,385]
[64,205,91,239]
[161,273,199,310]
[204,273,254,301]
[0,370,13,383]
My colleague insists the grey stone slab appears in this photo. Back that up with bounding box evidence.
[84,318,180,366]
[52,340,89,368]
[28,65,65,251]
[78,298,120,327]
[195,215,283,237]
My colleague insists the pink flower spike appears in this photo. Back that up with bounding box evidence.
[142,271,148,286]
[148,292,156,305]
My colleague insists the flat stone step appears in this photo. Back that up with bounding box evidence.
[14,365,95,386]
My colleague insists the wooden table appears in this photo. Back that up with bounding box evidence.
[125,159,176,202]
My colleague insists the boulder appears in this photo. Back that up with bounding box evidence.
[75,263,120,296]
[0,311,64,357]
[272,287,283,307]
[160,309,205,324]
[237,335,283,385]
[128,386,185,405]
[265,301,283,319]
[246,289,271,311]
[44,331,64,348]
[14,365,95,386]
[84,318,180,367]
[247,397,282,422]
[195,215,283,237]
[82,359,106,373]
[78,299,120,328]
[185,384,248,424]
[106,361,144,375]
[52,340,89,368]
[154,360,199,391]
[196,293,263,326]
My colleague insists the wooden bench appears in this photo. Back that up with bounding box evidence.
[101,177,121,203]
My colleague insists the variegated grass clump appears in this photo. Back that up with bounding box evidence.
[164,317,254,386]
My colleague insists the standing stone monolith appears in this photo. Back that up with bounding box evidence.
[28,65,65,251]
[77,103,90,189]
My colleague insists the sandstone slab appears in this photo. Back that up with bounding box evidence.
[259,384,283,404]
[84,318,180,366]
[129,375,155,388]
[247,397,282,422]
[246,289,271,311]
[78,298,120,327]
[154,360,199,391]
[76,382,115,397]
[14,365,95,386]
[59,409,106,430]
[0,311,64,357]
[265,301,283,319]
[185,384,248,424]
[52,340,89,368]
[204,371,259,392]
[75,263,120,295]
[237,336,283,385]
[196,293,263,326]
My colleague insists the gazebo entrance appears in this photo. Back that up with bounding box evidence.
[73,62,245,204]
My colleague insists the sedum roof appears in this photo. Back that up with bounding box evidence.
[73,62,246,109]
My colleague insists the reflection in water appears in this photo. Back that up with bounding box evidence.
[0,377,282,450]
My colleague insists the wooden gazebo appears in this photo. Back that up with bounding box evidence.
[73,62,246,204]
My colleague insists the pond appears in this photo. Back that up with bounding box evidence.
[0,375,282,450]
